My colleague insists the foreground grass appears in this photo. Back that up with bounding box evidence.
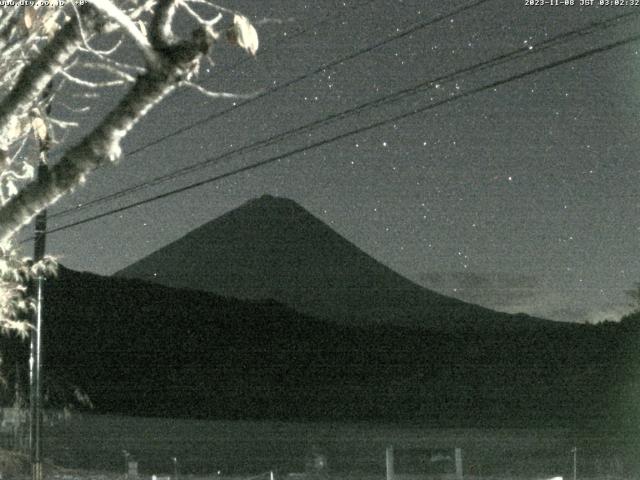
[12,414,636,479]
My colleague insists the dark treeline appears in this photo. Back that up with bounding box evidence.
[1,266,639,429]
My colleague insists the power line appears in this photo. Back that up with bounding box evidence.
[45,4,374,221]
[123,0,494,157]
[50,0,495,220]
[48,10,640,221]
[33,31,640,239]
[208,0,375,82]
[43,32,640,235]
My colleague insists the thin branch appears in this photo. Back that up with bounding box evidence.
[8,136,30,166]
[149,0,178,49]
[184,0,235,15]
[59,69,127,88]
[253,17,295,26]
[71,1,118,57]
[98,35,124,55]
[2,31,39,59]
[0,63,25,88]
[0,159,34,182]
[78,50,146,73]
[0,5,103,148]
[79,61,140,80]
[48,117,80,129]
[182,81,258,100]
[0,150,7,172]
[203,54,215,68]
[0,0,216,243]
[129,0,158,21]
[0,9,21,51]
[179,1,222,27]
[57,103,91,114]
[87,0,160,66]
[70,92,101,99]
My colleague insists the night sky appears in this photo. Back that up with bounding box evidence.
[22,0,640,323]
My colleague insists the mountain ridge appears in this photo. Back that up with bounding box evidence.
[0,265,630,426]
[116,194,558,332]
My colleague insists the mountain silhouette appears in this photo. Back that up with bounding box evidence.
[116,195,553,331]
[0,265,631,427]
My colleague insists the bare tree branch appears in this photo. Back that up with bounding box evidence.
[182,81,256,99]
[0,0,216,244]
[0,9,21,51]
[0,0,260,331]
[149,0,178,49]
[59,69,128,88]
[88,0,160,66]
[0,6,103,150]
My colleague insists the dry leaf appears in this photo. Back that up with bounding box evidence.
[43,14,60,39]
[6,180,17,198]
[23,7,37,31]
[6,117,23,141]
[226,14,259,57]
[31,117,47,143]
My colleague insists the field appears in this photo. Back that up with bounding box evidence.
[37,414,639,479]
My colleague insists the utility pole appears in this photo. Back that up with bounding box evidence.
[29,163,47,480]
[172,456,179,480]
[29,86,51,480]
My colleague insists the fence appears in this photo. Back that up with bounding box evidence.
[0,407,28,453]
[386,446,463,480]
[0,407,71,453]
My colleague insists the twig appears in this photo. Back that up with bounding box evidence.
[87,0,160,66]
[182,81,258,100]
[59,69,127,88]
